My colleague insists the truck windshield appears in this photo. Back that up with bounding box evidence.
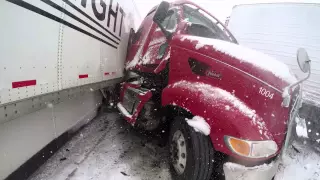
[183,4,233,43]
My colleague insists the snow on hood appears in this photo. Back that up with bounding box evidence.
[185,116,211,136]
[172,80,270,138]
[181,36,297,84]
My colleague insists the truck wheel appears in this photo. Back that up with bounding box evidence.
[169,116,214,180]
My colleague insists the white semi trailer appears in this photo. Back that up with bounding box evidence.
[0,0,139,179]
[227,1,320,145]
[227,1,320,106]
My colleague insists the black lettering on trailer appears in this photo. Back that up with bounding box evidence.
[81,0,87,8]
[6,0,118,49]
[107,0,118,33]
[63,0,121,41]
[42,0,119,45]
[76,0,125,37]
[119,7,125,37]
[92,0,107,21]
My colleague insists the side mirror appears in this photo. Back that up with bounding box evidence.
[153,1,171,39]
[282,48,312,107]
[153,1,170,23]
[297,48,311,73]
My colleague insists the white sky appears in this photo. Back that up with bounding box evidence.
[133,0,235,23]
[133,0,319,24]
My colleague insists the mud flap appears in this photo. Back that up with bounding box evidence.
[117,83,153,125]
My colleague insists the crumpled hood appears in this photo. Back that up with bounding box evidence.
[172,35,297,91]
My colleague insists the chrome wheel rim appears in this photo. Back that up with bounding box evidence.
[170,130,187,175]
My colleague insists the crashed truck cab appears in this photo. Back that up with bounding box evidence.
[118,1,311,180]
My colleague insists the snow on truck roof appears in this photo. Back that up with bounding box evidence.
[233,0,320,8]
[182,36,297,84]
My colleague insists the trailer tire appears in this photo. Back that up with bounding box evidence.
[169,116,214,180]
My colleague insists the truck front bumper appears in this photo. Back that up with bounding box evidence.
[223,158,279,180]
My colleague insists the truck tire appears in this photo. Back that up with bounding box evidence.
[169,116,214,180]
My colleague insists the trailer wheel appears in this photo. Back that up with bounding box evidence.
[169,116,214,180]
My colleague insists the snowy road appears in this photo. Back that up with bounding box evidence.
[29,106,320,180]
[29,107,172,180]
[275,142,320,180]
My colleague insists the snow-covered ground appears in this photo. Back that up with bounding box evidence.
[29,107,172,180]
[275,142,320,180]
[29,107,320,180]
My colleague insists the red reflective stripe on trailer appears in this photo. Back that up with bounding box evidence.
[79,74,88,79]
[104,72,116,76]
[12,80,36,88]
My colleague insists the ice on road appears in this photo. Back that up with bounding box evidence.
[29,107,172,180]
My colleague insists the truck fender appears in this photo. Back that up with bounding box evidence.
[162,80,272,155]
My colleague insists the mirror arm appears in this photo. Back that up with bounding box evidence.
[153,14,172,39]
[157,22,172,39]
[282,58,311,107]
[288,62,311,93]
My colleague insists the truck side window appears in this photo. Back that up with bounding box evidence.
[161,10,178,32]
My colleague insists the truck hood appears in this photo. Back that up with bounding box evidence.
[173,35,297,91]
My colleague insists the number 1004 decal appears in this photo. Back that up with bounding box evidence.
[259,87,274,99]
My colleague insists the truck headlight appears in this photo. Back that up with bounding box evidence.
[224,136,278,158]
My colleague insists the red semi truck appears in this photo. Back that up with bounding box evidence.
[117,1,311,180]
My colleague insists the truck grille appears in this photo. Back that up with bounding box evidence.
[122,88,140,115]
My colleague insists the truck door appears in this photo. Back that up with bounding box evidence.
[141,8,179,71]
[125,11,154,69]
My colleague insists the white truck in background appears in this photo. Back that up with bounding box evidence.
[0,0,138,179]
[227,1,320,106]
[227,1,320,145]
